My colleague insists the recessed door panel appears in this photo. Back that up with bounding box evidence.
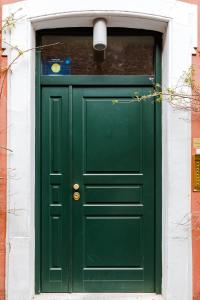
[84,98,141,173]
[84,185,142,204]
[85,216,142,267]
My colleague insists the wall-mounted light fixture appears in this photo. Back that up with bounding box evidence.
[93,18,107,51]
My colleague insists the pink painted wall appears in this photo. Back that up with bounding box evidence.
[0,1,21,298]
[180,1,200,299]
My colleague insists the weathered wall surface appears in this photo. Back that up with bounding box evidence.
[0,4,7,296]
[0,1,21,299]
[0,2,7,299]
[180,1,200,299]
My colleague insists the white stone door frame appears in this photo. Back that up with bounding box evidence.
[2,1,197,300]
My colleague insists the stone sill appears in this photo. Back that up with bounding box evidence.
[33,294,164,300]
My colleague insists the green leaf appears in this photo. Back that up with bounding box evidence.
[112,99,118,105]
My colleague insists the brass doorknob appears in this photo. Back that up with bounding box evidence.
[73,183,80,190]
[73,192,80,201]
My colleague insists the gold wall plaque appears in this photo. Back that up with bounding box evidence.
[193,138,200,149]
[193,155,200,191]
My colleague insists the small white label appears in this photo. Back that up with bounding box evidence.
[196,149,200,155]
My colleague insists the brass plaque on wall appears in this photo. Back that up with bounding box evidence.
[193,154,200,192]
[193,138,200,149]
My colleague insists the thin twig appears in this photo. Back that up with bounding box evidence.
[0,42,63,100]
[0,146,13,152]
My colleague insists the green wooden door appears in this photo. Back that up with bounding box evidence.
[41,86,156,293]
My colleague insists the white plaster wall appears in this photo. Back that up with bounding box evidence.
[162,21,192,300]
[2,1,197,300]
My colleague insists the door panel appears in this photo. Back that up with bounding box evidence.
[84,185,142,204]
[85,217,142,266]
[41,87,71,292]
[72,87,155,292]
[41,86,156,293]
[84,98,141,172]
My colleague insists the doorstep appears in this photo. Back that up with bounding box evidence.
[33,294,164,300]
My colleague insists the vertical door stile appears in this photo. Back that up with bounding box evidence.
[41,87,70,292]
[68,85,73,293]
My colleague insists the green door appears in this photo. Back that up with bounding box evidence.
[41,85,156,293]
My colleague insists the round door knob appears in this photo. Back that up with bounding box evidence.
[73,183,80,190]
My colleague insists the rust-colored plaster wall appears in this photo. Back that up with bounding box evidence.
[192,24,200,300]
[180,1,200,299]
[0,1,21,299]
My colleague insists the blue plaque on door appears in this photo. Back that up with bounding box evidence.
[42,57,72,75]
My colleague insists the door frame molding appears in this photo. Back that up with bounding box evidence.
[3,2,195,298]
[35,28,162,294]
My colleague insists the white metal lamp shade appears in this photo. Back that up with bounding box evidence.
[93,18,107,51]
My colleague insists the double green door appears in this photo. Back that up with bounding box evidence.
[41,85,157,293]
